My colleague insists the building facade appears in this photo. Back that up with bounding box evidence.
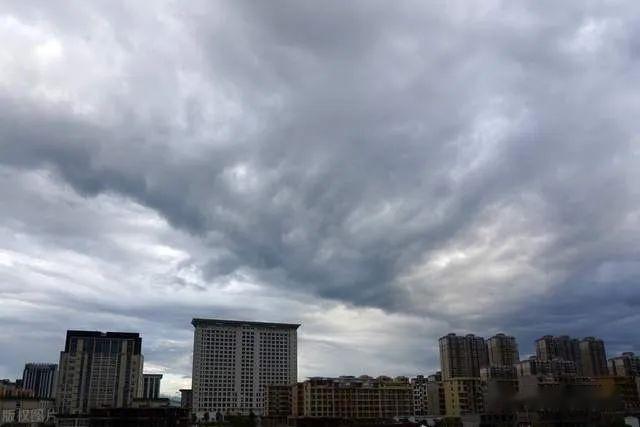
[535,335,581,368]
[142,374,162,400]
[191,318,299,416]
[609,352,640,377]
[425,374,445,416]
[22,363,57,399]
[279,376,413,420]
[442,378,484,416]
[439,334,489,416]
[514,356,578,378]
[179,389,193,409]
[0,379,34,399]
[264,384,293,418]
[580,337,608,377]
[55,331,144,414]
[410,375,428,416]
[439,333,488,380]
[487,334,519,367]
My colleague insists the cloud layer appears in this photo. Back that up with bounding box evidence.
[1,0,640,395]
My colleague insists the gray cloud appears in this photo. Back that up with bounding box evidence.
[1,0,640,394]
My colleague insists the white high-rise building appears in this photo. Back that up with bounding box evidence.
[191,318,299,416]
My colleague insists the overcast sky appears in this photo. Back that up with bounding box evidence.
[1,0,640,397]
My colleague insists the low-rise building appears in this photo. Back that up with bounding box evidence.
[593,376,640,411]
[265,384,293,417]
[0,379,35,399]
[410,375,429,416]
[514,356,577,378]
[266,376,413,421]
[516,374,600,408]
[479,365,516,381]
[425,373,445,416]
[609,352,640,377]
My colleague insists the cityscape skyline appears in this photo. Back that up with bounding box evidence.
[4,322,640,424]
[2,1,640,413]
[2,321,639,399]
[6,320,640,425]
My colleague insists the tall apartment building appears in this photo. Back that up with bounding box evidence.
[142,374,163,400]
[487,334,519,367]
[439,333,488,416]
[609,352,640,377]
[191,318,299,416]
[439,333,488,380]
[535,335,581,367]
[55,331,144,414]
[22,363,57,399]
[580,337,608,377]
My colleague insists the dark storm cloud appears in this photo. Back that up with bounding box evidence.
[1,0,640,387]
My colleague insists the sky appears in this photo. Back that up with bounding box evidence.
[1,0,640,397]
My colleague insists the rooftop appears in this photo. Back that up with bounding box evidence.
[191,318,300,329]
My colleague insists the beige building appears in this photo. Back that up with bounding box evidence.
[439,333,488,380]
[608,352,640,377]
[0,380,34,399]
[267,376,413,420]
[55,331,143,414]
[487,334,519,367]
[191,318,299,416]
[442,378,484,416]
[439,333,489,416]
